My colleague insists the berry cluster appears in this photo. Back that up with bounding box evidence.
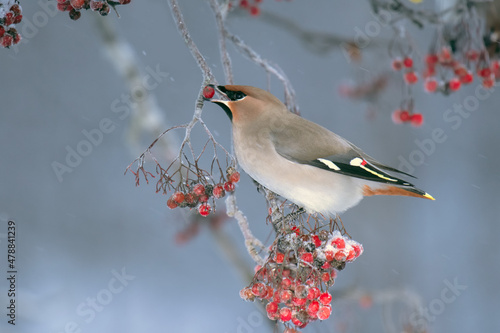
[56,0,131,20]
[167,168,240,217]
[0,0,22,48]
[238,0,263,16]
[391,109,423,127]
[240,229,363,330]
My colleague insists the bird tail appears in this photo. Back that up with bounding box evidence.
[362,184,435,200]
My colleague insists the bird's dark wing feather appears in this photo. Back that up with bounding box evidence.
[271,113,417,187]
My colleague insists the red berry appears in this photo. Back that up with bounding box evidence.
[229,171,240,183]
[334,250,346,261]
[279,307,292,322]
[292,296,307,306]
[224,181,235,192]
[425,54,439,66]
[352,244,363,257]
[300,252,313,263]
[391,58,403,71]
[465,49,479,61]
[90,1,103,10]
[13,14,22,24]
[198,203,211,217]
[266,301,278,314]
[454,66,468,77]
[3,12,14,26]
[203,85,215,99]
[251,283,266,297]
[198,194,209,203]
[403,57,413,68]
[70,0,85,9]
[424,78,438,93]
[307,300,320,315]
[483,77,495,89]
[172,191,185,204]
[319,292,332,305]
[422,66,436,79]
[478,67,492,78]
[324,250,334,262]
[239,0,249,8]
[275,252,285,263]
[392,109,403,124]
[167,198,178,209]
[0,26,4,37]
[307,287,321,300]
[212,184,225,198]
[331,237,345,249]
[317,306,332,320]
[280,289,292,302]
[193,184,205,196]
[1,35,13,48]
[312,235,321,247]
[250,6,260,16]
[281,278,292,289]
[404,71,418,85]
[460,72,474,84]
[410,113,424,127]
[439,46,452,62]
[399,110,411,122]
[321,272,330,282]
[448,78,461,91]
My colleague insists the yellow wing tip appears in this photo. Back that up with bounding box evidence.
[423,193,435,201]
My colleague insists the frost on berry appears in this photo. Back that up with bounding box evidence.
[239,211,363,330]
[56,0,133,20]
[0,0,22,48]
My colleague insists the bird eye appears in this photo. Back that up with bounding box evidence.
[227,91,246,101]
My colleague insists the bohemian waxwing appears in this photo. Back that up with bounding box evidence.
[205,84,434,216]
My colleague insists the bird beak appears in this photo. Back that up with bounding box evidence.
[203,85,230,105]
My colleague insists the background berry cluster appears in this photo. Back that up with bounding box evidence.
[240,229,363,330]
[0,0,22,48]
[56,0,131,20]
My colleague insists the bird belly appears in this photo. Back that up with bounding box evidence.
[233,135,364,215]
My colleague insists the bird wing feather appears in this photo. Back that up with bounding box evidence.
[270,113,418,187]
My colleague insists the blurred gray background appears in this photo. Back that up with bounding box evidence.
[0,0,499,332]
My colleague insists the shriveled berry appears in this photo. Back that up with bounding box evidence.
[391,58,403,71]
[251,283,267,297]
[69,8,81,20]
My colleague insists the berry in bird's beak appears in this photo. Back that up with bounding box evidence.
[203,85,215,99]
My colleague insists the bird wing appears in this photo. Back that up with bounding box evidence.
[270,113,417,187]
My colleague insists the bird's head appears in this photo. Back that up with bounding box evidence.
[204,85,286,123]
